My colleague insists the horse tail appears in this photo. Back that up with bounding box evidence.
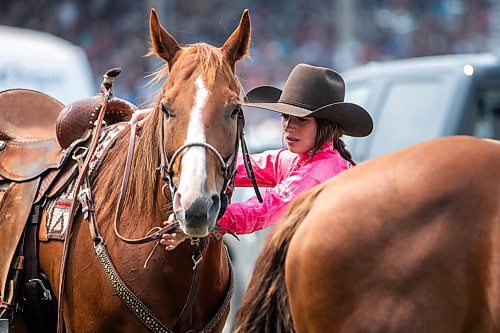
[233,183,327,333]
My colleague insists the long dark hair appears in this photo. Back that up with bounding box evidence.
[312,119,356,165]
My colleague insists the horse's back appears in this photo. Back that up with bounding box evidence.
[286,136,500,333]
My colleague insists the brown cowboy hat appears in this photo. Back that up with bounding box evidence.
[244,63,373,137]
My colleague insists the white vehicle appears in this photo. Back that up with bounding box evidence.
[0,25,95,104]
[343,52,500,161]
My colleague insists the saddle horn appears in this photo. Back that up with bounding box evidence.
[56,68,137,149]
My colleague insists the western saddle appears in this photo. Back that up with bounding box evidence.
[0,69,136,332]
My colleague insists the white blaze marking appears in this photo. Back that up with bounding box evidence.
[176,76,208,211]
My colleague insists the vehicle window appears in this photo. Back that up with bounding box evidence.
[345,81,372,109]
[343,81,374,159]
[244,106,283,153]
[473,87,500,139]
[368,78,452,159]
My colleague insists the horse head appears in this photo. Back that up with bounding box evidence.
[148,9,251,237]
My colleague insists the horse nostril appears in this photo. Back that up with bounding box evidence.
[211,194,219,207]
[184,194,221,222]
[208,194,221,220]
[173,192,183,213]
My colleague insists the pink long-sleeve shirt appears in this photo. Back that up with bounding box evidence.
[217,142,352,235]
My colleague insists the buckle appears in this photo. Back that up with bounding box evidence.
[27,279,52,301]
[72,146,88,161]
[191,254,203,270]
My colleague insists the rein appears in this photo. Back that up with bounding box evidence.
[112,121,181,245]
[113,105,261,246]
[112,113,236,246]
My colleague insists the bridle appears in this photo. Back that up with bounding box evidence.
[113,103,262,245]
[157,105,262,220]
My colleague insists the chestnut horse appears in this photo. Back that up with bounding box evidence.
[235,136,500,333]
[25,9,251,333]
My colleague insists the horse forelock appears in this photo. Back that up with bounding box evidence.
[149,43,241,91]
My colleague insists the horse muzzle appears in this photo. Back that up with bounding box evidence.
[174,192,220,237]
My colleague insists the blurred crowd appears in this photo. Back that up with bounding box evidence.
[0,0,494,106]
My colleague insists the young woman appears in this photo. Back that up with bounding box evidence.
[161,63,373,249]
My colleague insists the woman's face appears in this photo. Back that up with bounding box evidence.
[281,114,318,154]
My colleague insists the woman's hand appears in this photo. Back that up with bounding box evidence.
[160,214,186,251]
[129,108,152,127]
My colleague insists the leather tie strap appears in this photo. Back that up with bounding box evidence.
[23,204,56,332]
[56,68,120,333]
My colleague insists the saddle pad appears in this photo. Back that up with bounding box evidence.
[43,123,126,240]
[0,178,40,301]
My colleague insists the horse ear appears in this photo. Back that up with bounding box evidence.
[149,8,181,66]
[222,9,251,63]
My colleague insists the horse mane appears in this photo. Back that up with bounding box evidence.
[233,181,329,333]
[93,43,243,237]
[91,120,164,239]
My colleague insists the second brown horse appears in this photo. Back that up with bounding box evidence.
[235,136,500,333]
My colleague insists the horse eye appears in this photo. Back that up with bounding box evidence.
[161,104,173,118]
[231,107,241,118]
